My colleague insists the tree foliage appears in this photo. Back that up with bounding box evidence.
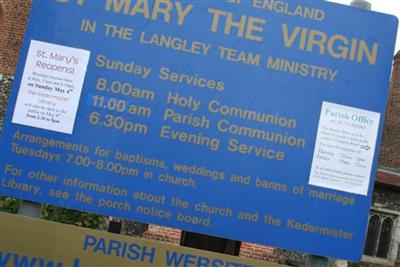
[0,196,107,230]
[0,196,20,213]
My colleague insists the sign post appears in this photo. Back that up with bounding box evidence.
[18,200,42,218]
[0,0,397,261]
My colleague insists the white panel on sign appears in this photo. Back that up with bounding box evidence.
[309,101,380,195]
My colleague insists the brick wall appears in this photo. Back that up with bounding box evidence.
[376,170,400,187]
[239,243,278,262]
[142,225,182,244]
[141,222,280,264]
[0,0,31,75]
[379,53,400,169]
[142,224,280,264]
[384,54,400,126]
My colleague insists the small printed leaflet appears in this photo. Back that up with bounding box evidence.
[12,40,90,134]
[309,101,380,195]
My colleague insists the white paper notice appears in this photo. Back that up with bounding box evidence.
[309,101,380,196]
[12,40,90,134]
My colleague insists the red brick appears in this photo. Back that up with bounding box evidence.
[0,0,31,75]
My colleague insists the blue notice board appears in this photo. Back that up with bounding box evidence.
[0,0,397,260]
